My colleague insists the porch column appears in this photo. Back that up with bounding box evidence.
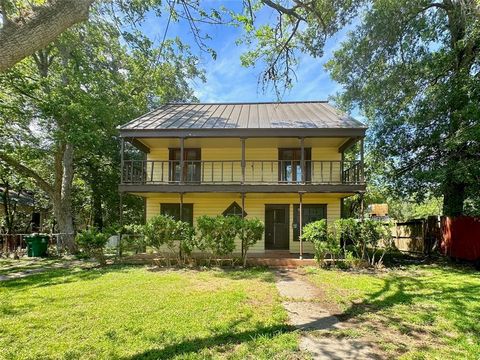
[118,192,123,257]
[120,138,125,184]
[179,192,184,259]
[179,192,184,221]
[299,192,304,260]
[360,137,365,183]
[300,137,305,184]
[241,138,246,184]
[340,150,345,183]
[179,137,185,184]
[359,192,365,221]
[241,192,246,260]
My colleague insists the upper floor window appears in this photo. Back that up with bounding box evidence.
[278,148,311,183]
[169,148,201,183]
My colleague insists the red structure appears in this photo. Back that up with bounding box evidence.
[440,216,480,262]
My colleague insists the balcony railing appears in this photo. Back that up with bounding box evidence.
[121,160,364,185]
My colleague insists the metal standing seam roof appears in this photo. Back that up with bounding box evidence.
[119,101,366,131]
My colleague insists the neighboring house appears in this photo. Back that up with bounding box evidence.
[0,186,47,232]
[368,203,390,221]
[118,101,366,255]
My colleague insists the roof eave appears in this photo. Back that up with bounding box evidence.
[119,127,367,138]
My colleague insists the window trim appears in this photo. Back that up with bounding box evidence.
[160,203,194,225]
[168,148,201,182]
[278,147,312,183]
[222,201,247,218]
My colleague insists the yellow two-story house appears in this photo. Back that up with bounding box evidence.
[118,101,366,256]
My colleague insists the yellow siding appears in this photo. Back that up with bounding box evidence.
[145,192,347,254]
[142,139,350,254]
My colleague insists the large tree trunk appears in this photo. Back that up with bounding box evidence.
[443,178,466,217]
[53,142,76,252]
[0,0,95,72]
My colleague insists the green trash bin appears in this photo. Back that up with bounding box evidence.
[25,234,49,257]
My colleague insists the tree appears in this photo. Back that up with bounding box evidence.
[239,218,264,267]
[0,6,202,251]
[239,1,480,215]
[0,0,224,72]
[0,0,94,72]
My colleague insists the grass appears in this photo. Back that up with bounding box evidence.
[305,262,480,359]
[0,263,303,360]
[0,258,67,276]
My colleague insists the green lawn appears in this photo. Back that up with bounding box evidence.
[0,264,302,360]
[305,263,480,360]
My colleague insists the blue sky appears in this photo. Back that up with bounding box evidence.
[140,2,349,103]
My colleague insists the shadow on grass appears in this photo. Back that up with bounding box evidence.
[334,266,480,342]
[0,264,135,291]
[123,324,294,359]
[145,265,276,283]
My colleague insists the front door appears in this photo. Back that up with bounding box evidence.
[265,205,289,250]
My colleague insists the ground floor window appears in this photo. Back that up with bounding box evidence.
[293,204,327,241]
[160,203,194,225]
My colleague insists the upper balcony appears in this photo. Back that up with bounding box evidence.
[121,159,363,186]
[118,101,367,193]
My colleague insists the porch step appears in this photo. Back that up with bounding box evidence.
[246,258,317,268]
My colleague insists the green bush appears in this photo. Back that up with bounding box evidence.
[301,219,341,265]
[75,229,109,265]
[334,218,361,250]
[143,215,194,262]
[360,219,393,266]
[302,218,392,268]
[239,218,264,267]
[196,215,242,261]
[121,224,146,254]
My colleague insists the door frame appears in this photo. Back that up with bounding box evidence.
[278,148,312,183]
[264,204,290,250]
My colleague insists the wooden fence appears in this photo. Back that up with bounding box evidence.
[391,216,441,254]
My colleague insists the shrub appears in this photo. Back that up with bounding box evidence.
[196,215,242,261]
[334,218,361,251]
[360,219,393,267]
[302,218,392,268]
[121,224,146,254]
[302,219,341,266]
[143,215,194,262]
[76,229,109,265]
[177,222,196,262]
[239,218,264,267]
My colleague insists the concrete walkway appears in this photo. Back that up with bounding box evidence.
[275,269,380,360]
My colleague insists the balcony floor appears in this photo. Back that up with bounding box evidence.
[119,183,366,194]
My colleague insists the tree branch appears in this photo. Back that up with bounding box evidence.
[0,0,95,72]
[261,0,305,21]
[0,151,53,195]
